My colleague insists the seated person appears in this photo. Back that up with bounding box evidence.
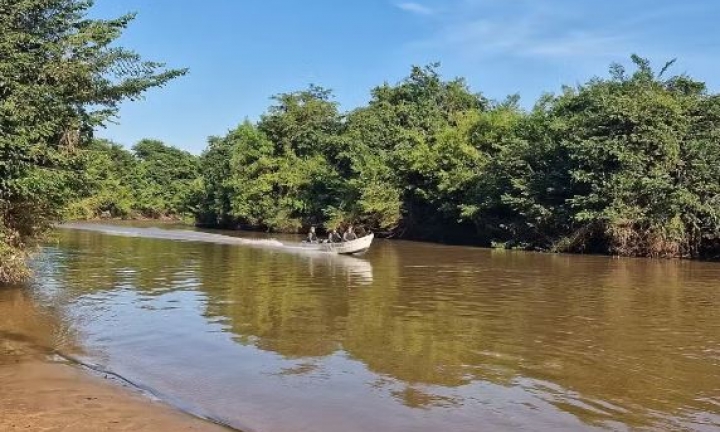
[306,226,319,243]
[328,228,342,243]
[343,226,358,242]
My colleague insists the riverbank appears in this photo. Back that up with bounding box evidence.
[0,361,231,432]
[0,289,229,432]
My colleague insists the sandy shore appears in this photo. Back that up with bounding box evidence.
[0,290,231,432]
[0,361,232,432]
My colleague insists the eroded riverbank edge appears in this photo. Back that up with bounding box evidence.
[0,294,235,432]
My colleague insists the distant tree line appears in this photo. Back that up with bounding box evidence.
[66,139,200,220]
[75,56,720,260]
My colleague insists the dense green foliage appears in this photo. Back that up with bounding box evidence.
[194,58,720,258]
[469,56,720,258]
[66,139,200,220]
[0,0,185,283]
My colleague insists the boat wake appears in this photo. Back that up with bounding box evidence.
[58,223,374,285]
[59,222,286,248]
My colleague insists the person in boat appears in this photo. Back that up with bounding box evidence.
[306,226,319,243]
[355,225,367,238]
[343,225,358,242]
[327,228,342,243]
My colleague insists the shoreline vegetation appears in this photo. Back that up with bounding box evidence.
[2,1,720,285]
[68,58,720,261]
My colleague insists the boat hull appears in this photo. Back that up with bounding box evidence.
[301,233,374,255]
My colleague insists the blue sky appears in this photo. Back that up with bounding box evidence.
[91,0,720,154]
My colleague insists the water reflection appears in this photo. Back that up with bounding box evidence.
[305,252,374,286]
[23,225,720,431]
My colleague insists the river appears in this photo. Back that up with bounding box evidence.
[2,222,719,431]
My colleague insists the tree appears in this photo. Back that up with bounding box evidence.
[478,56,720,257]
[257,86,348,230]
[556,57,712,256]
[0,0,186,283]
[345,64,486,239]
[194,88,350,233]
[131,139,200,217]
[64,139,137,219]
[196,135,235,227]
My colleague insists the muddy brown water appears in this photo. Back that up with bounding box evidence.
[1,222,719,431]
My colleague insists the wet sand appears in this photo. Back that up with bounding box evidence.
[0,292,229,432]
[0,361,231,432]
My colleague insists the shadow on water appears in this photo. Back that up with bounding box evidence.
[15,222,720,432]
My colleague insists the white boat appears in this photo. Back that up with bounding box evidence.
[301,233,374,255]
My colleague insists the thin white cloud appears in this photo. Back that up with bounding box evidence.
[431,18,628,59]
[396,2,435,16]
[525,33,627,58]
[406,0,635,60]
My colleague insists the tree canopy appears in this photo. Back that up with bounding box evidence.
[0,0,185,283]
[191,58,720,258]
